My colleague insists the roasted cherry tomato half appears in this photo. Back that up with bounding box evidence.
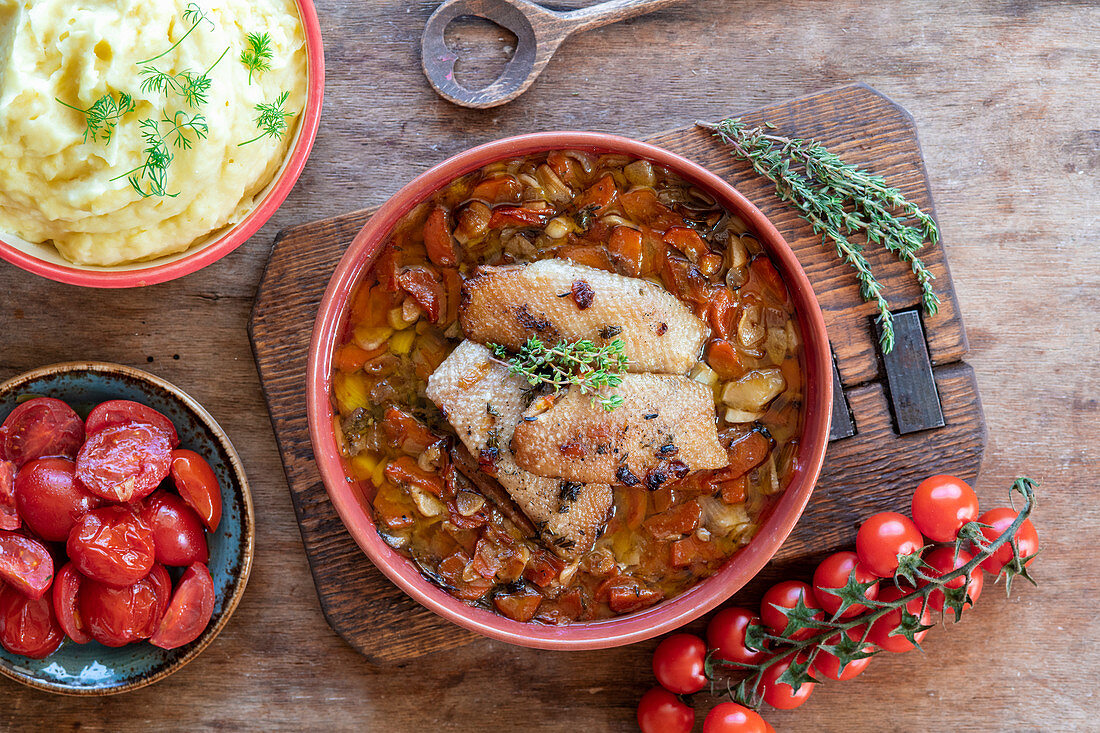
[84,400,180,447]
[52,562,91,644]
[80,572,164,647]
[921,546,984,611]
[75,422,172,503]
[170,449,222,531]
[811,627,873,681]
[66,506,156,588]
[14,457,102,542]
[636,687,693,733]
[707,606,768,666]
[0,582,64,658]
[911,475,980,542]
[977,507,1039,575]
[149,562,216,650]
[856,512,924,578]
[866,584,933,653]
[0,460,18,530]
[702,702,768,733]
[757,654,814,710]
[0,530,55,599]
[760,581,824,640]
[652,633,709,695]
[1,397,84,468]
[140,490,209,567]
[812,550,879,619]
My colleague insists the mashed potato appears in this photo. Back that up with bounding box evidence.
[0,0,307,266]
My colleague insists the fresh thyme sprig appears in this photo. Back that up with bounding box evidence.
[110,111,209,198]
[491,337,629,411]
[238,91,294,146]
[135,3,213,66]
[708,477,1039,710]
[139,47,229,109]
[55,92,136,144]
[698,118,942,353]
[240,31,274,84]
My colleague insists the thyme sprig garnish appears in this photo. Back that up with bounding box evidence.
[55,92,136,144]
[110,111,209,198]
[240,31,274,84]
[698,118,941,353]
[490,337,629,411]
[238,91,294,146]
[708,478,1039,710]
[135,3,213,66]
[140,47,229,109]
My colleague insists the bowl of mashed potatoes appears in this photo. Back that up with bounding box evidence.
[0,0,323,287]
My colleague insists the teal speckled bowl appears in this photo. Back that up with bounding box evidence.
[0,362,254,695]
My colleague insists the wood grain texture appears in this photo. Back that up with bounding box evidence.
[0,0,1096,730]
[249,83,984,663]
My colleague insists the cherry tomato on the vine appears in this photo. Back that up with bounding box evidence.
[811,627,873,681]
[637,687,693,733]
[760,581,824,640]
[977,507,1039,575]
[707,606,768,666]
[866,584,932,653]
[921,546,984,611]
[911,475,980,542]
[702,702,767,733]
[757,654,814,710]
[812,551,879,618]
[652,633,708,694]
[856,512,924,578]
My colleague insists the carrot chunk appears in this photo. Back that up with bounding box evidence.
[423,206,457,267]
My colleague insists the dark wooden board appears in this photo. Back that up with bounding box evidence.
[249,83,984,663]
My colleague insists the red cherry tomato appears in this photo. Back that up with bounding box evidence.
[75,423,172,503]
[702,702,767,732]
[757,654,814,710]
[0,460,18,530]
[147,564,172,624]
[866,584,932,653]
[811,628,873,681]
[0,398,84,468]
[0,530,55,599]
[80,573,164,647]
[920,546,983,611]
[856,512,924,578]
[84,400,180,447]
[0,582,64,658]
[66,506,156,588]
[139,490,209,567]
[149,562,216,650]
[707,606,767,666]
[911,475,980,542]
[977,507,1039,575]
[636,687,694,733]
[652,633,709,694]
[812,550,879,619]
[170,449,222,530]
[14,457,103,542]
[760,581,824,640]
[52,562,91,644]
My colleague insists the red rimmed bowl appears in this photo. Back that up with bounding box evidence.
[0,0,325,289]
[307,132,832,650]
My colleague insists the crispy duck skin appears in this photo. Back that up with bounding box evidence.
[425,340,612,559]
[459,259,709,375]
[510,373,728,486]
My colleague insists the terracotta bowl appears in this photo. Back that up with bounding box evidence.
[0,0,324,288]
[307,132,832,650]
[0,362,254,694]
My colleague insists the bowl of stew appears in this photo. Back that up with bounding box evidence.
[307,132,832,649]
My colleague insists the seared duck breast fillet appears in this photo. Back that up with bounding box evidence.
[460,259,709,375]
[425,340,612,559]
[511,374,728,486]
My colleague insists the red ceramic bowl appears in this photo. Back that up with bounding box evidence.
[0,0,324,289]
[307,132,832,650]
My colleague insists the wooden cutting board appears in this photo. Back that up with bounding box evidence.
[248,83,984,663]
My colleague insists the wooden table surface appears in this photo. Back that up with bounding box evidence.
[2,1,1096,730]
